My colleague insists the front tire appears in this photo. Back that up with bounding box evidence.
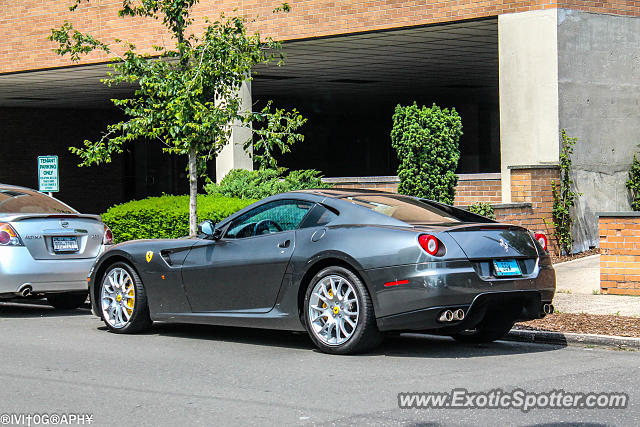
[304,266,382,355]
[99,262,152,333]
[47,293,88,310]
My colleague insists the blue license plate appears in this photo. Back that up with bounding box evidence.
[493,259,521,277]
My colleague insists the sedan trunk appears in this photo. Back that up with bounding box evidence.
[9,214,104,260]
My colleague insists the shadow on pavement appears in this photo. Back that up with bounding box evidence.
[147,323,566,357]
[0,301,91,318]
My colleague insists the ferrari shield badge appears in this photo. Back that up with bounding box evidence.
[146,251,154,263]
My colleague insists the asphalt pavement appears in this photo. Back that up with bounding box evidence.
[1,301,638,426]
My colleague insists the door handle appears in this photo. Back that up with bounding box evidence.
[278,239,291,248]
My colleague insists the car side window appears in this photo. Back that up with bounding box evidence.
[225,200,314,239]
[299,204,339,229]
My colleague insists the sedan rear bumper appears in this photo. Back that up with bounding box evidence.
[0,246,97,296]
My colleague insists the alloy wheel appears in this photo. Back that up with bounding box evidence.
[101,267,136,329]
[308,274,360,346]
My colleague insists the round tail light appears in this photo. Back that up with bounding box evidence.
[534,233,548,251]
[419,234,441,256]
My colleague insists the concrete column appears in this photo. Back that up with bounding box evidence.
[498,9,560,203]
[216,80,253,182]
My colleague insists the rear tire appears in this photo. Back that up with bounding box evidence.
[451,319,515,344]
[47,293,88,310]
[304,266,382,355]
[99,262,152,334]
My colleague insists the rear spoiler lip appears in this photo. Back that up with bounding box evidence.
[410,222,528,233]
[1,213,102,222]
[443,223,527,232]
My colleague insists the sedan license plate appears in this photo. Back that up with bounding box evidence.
[493,259,521,277]
[52,237,79,252]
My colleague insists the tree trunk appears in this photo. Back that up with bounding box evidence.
[188,148,198,237]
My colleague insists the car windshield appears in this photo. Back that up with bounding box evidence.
[344,195,466,224]
[0,188,76,214]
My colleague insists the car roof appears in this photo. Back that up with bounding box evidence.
[0,183,38,193]
[291,188,400,199]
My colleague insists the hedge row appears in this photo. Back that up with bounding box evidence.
[102,194,254,243]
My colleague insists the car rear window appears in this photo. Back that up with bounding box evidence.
[0,189,76,214]
[344,195,467,224]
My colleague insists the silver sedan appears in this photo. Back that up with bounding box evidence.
[0,184,112,309]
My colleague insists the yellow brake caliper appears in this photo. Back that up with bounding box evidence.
[322,289,333,320]
[125,278,135,314]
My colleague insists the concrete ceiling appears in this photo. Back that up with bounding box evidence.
[0,18,497,109]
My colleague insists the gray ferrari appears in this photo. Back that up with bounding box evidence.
[88,189,555,354]
[0,184,112,309]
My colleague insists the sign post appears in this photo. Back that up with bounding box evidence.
[38,155,59,196]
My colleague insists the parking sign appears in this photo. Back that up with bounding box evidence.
[38,155,59,192]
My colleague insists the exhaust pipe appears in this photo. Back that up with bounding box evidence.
[543,304,554,315]
[17,285,32,298]
[453,309,465,321]
[438,310,454,322]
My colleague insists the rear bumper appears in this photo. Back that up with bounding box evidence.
[376,290,549,332]
[0,246,98,296]
[364,258,556,331]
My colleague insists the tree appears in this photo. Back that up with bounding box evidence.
[50,0,306,235]
[390,102,462,204]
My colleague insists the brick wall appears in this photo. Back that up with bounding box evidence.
[322,173,502,205]
[2,1,640,74]
[453,173,502,206]
[505,165,559,255]
[599,214,640,296]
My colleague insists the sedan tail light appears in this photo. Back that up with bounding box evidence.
[103,224,114,245]
[0,223,23,246]
[534,233,548,252]
[418,234,443,256]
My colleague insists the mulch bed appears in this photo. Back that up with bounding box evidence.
[551,247,600,264]
[515,312,640,338]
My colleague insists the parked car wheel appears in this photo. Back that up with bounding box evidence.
[99,262,152,333]
[46,292,88,310]
[450,319,515,344]
[304,266,382,355]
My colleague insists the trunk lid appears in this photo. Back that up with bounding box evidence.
[10,214,105,260]
[444,223,539,259]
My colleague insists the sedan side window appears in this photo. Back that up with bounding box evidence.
[225,200,314,239]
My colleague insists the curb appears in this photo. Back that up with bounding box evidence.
[552,253,600,267]
[507,329,640,349]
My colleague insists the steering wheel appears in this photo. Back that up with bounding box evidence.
[253,219,283,236]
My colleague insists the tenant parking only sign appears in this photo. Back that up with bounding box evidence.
[38,155,59,193]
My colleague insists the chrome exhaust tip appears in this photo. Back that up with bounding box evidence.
[543,304,554,315]
[438,310,454,322]
[17,285,32,298]
[453,309,465,321]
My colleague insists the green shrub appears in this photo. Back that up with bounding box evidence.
[626,154,640,211]
[469,202,496,220]
[205,168,331,200]
[102,194,253,243]
[390,102,462,204]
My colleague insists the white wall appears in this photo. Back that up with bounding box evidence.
[499,9,560,202]
[216,80,253,182]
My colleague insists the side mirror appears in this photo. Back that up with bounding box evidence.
[212,227,224,240]
[198,220,216,238]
